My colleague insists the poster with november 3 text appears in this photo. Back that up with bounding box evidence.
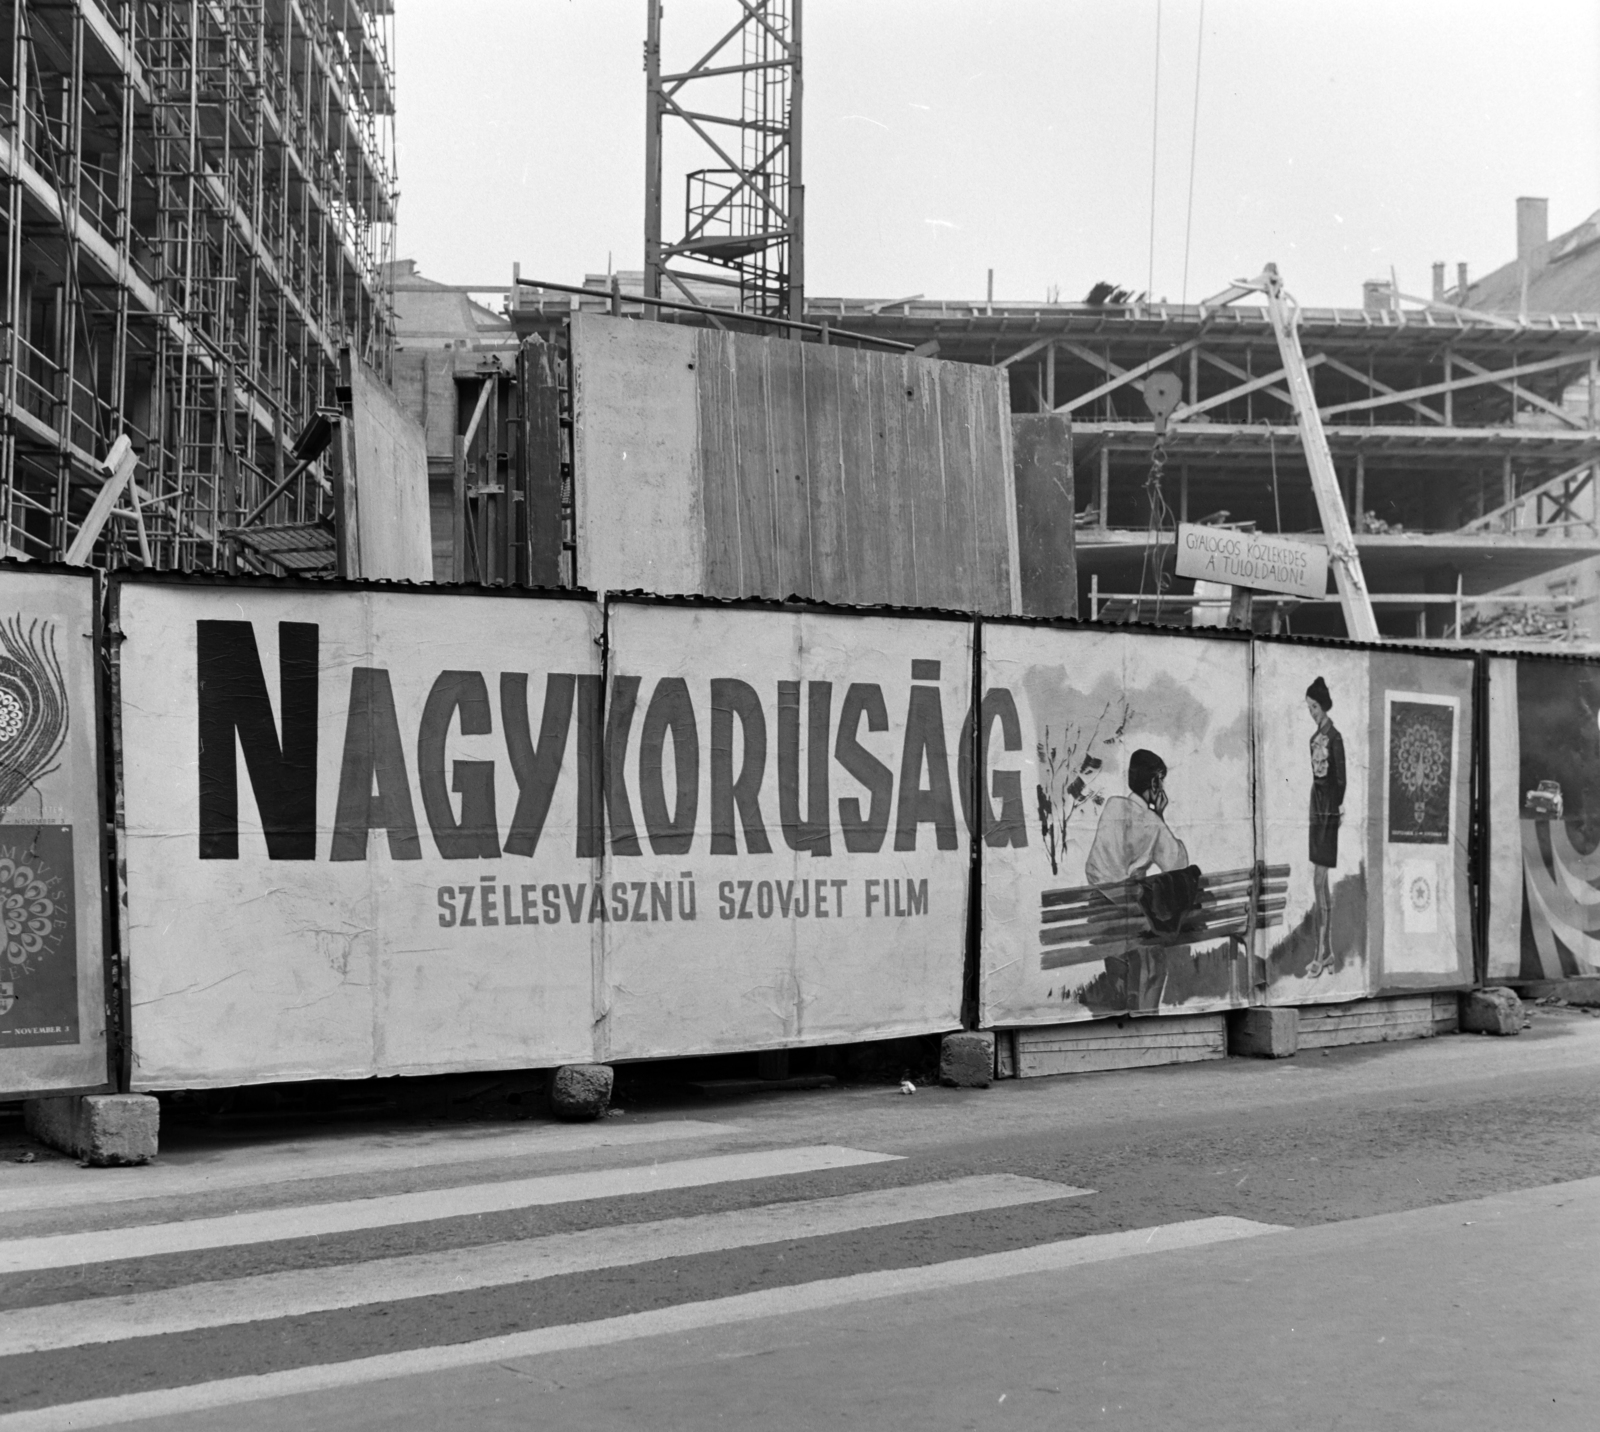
[981,624,1254,1027]
[598,601,970,1059]
[0,568,108,1096]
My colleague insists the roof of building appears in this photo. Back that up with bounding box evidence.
[1467,209,1600,316]
[387,259,512,348]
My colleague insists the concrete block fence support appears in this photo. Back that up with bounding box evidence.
[939,1031,994,1088]
[1461,987,1523,1036]
[24,1094,159,1166]
[1227,1007,1299,1059]
[550,1064,614,1120]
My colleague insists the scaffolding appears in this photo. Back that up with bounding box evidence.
[0,0,397,570]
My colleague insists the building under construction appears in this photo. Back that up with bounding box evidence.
[0,0,397,570]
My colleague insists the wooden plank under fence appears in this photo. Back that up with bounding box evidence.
[1012,1014,1227,1078]
[1296,994,1459,1049]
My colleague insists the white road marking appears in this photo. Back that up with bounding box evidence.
[0,1174,1092,1355]
[0,1145,899,1273]
[0,1217,1286,1431]
[0,1119,737,1215]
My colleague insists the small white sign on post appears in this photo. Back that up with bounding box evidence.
[1175,524,1330,601]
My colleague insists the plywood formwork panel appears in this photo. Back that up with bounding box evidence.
[572,317,703,596]
[571,315,1020,612]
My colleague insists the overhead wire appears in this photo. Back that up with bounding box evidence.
[1180,0,1205,307]
[1146,0,1162,300]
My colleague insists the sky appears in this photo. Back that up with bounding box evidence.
[392,0,1600,309]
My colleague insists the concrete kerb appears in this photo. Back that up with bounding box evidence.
[23,1093,159,1166]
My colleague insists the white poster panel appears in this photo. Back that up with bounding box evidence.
[1368,649,1473,988]
[0,569,108,1095]
[1380,691,1460,974]
[981,625,1254,1027]
[117,582,600,1087]
[1485,658,1523,981]
[1255,643,1373,1005]
[598,602,970,1059]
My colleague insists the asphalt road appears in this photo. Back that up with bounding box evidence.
[2,1005,1598,1430]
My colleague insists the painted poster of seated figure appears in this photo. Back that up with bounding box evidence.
[980,625,1255,1027]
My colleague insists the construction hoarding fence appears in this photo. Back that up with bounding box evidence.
[980,625,1474,1030]
[597,601,972,1060]
[1487,654,1600,981]
[113,581,972,1088]
[0,568,111,1098]
[0,566,1496,1095]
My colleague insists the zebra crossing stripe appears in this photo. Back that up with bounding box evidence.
[0,1216,1288,1432]
[0,1145,900,1274]
[0,1173,1092,1356]
[3,1119,737,1215]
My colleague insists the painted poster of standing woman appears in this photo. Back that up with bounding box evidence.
[1255,644,1371,1004]
[1305,676,1346,976]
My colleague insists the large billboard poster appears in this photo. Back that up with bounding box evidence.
[1255,645,1472,1002]
[1487,655,1600,981]
[0,568,108,1095]
[598,601,969,1059]
[116,581,601,1087]
[981,625,1255,1027]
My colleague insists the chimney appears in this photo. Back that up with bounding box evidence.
[1457,261,1469,298]
[1517,197,1549,266]
[1432,262,1446,301]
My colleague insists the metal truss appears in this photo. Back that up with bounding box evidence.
[644,0,802,320]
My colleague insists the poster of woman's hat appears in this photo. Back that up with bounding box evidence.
[1254,643,1473,1003]
[1486,653,1600,981]
[980,624,1255,1027]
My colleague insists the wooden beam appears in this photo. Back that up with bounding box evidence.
[1056,340,1200,415]
[1173,354,1325,421]
[997,334,1055,370]
[63,435,136,566]
[1451,353,1584,430]
[1320,354,1445,425]
[1460,457,1597,532]
[1197,349,1294,409]
[1319,351,1596,419]
[1261,265,1379,642]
